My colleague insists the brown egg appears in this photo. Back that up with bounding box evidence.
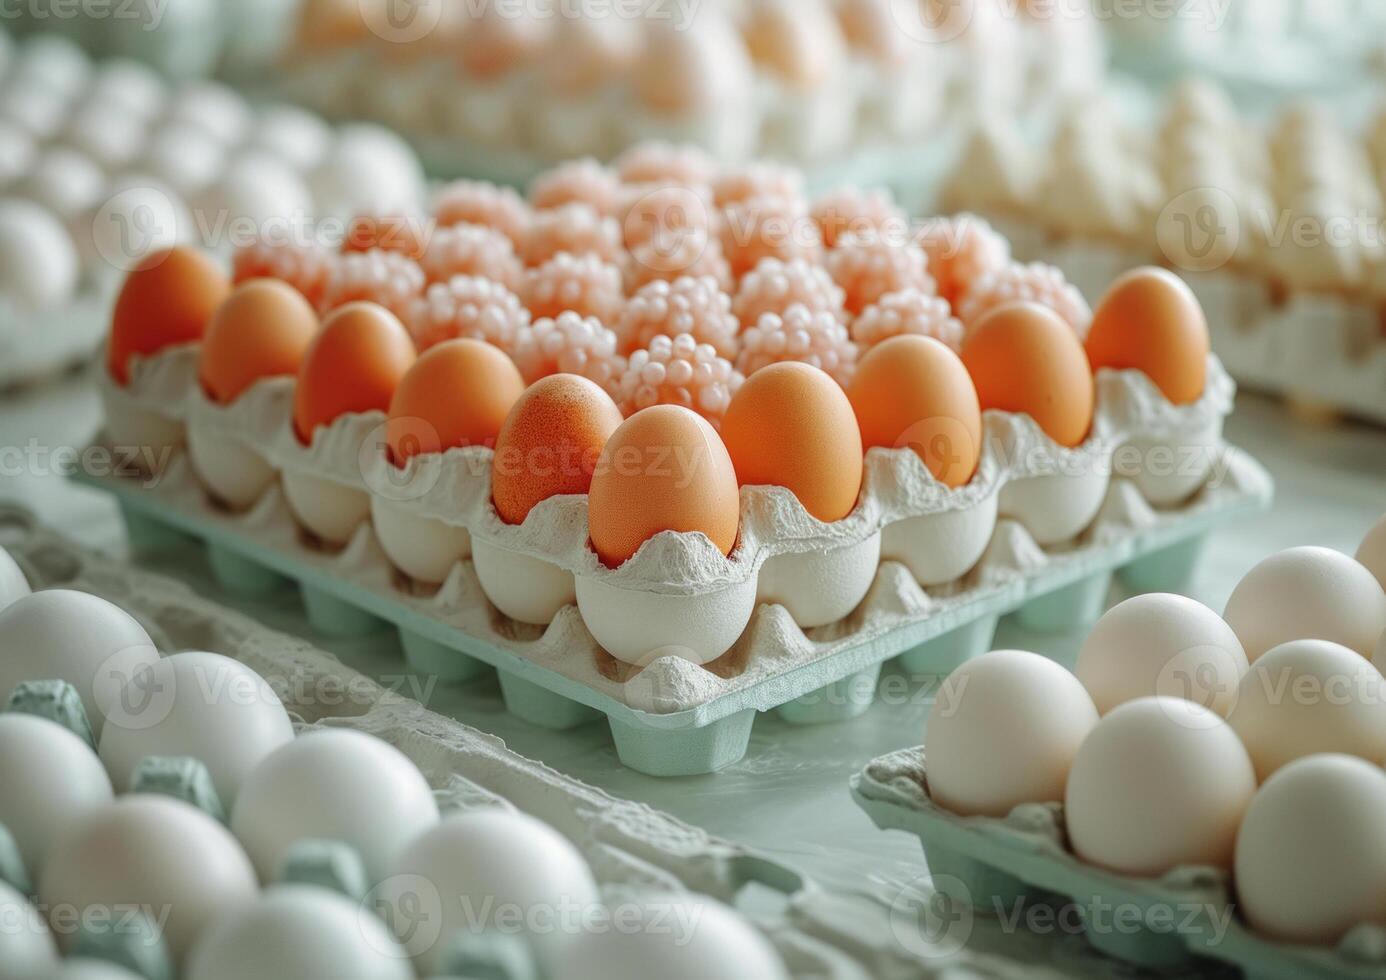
[492,374,624,525]
[848,335,982,488]
[293,302,416,444]
[962,303,1095,449]
[387,338,525,466]
[108,246,231,385]
[721,362,862,522]
[1085,267,1209,405]
[588,405,740,567]
[199,279,319,405]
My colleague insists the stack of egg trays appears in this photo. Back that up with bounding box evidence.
[76,441,1272,779]
[1,506,946,980]
[850,748,1386,980]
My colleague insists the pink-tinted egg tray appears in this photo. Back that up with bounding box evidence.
[75,442,1271,778]
[851,747,1385,980]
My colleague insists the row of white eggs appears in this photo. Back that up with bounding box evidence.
[924,515,1386,946]
[0,31,426,314]
[0,568,788,979]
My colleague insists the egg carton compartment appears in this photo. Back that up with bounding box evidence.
[850,746,1386,980]
[78,344,1272,776]
[0,506,953,980]
[981,215,1386,427]
[0,291,108,391]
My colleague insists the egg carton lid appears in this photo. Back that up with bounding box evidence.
[852,746,1386,980]
[0,506,995,980]
[136,344,1236,596]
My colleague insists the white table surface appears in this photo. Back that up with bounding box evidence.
[2,369,1382,977]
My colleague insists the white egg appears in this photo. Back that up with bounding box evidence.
[0,879,58,980]
[186,885,411,980]
[560,894,789,980]
[0,77,69,141]
[310,124,426,219]
[50,960,145,980]
[1357,513,1386,592]
[0,198,80,313]
[0,589,159,738]
[16,147,106,221]
[1228,638,1386,782]
[0,545,30,611]
[252,105,333,172]
[89,59,169,122]
[59,101,147,173]
[167,82,253,146]
[38,795,258,963]
[141,123,228,199]
[1075,593,1248,717]
[0,714,113,877]
[203,153,313,241]
[231,729,439,885]
[925,649,1098,817]
[379,809,599,976]
[13,35,90,101]
[1235,754,1386,944]
[80,175,191,277]
[1224,546,1386,661]
[1065,697,1256,876]
[0,121,35,190]
[98,651,294,808]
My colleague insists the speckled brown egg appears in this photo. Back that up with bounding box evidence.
[492,374,624,526]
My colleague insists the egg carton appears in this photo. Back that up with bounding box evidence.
[982,214,1386,427]
[0,290,108,391]
[850,746,1386,980]
[0,504,993,980]
[75,339,1273,776]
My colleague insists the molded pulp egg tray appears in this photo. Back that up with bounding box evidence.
[850,748,1386,980]
[1,509,953,980]
[78,347,1273,777]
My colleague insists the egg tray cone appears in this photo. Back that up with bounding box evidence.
[980,214,1386,427]
[0,505,989,980]
[79,343,1273,776]
[850,747,1386,980]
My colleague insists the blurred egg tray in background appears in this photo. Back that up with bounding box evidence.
[1097,0,1386,109]
[0,508,927,980]
[851,521,1386,980]
[77,140,1272,775]
[0,26,428,390]
[942,74,1386,425]
[1,0,1108,191]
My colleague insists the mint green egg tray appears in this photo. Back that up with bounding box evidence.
[852,748,1386,980]
[75,450,1270,778]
